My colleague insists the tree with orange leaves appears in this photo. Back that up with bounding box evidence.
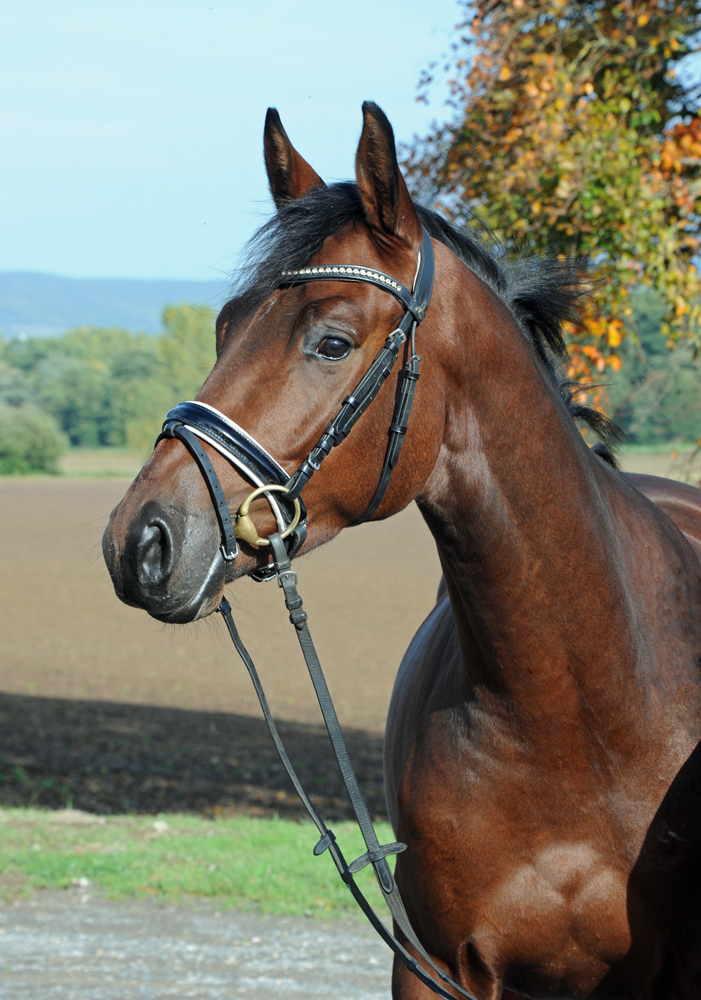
[404,0,701,383]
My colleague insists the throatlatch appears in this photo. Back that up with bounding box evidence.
[157,229,480,998]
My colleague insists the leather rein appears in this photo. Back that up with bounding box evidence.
[157,228,478,1000]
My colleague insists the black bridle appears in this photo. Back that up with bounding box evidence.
[156,230,479,1000]
[158,227,433,578]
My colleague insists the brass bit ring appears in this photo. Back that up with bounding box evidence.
[234,484,301,548]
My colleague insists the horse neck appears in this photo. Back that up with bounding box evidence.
[418,268,643,721]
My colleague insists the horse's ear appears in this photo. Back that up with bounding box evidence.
[264,108,325,209]
[355,102,422,249]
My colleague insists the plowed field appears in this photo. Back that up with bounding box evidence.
[0,477,440,817]
[0,447,690,818]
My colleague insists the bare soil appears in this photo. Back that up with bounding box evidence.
[1,451,689,820]
[0,477,440,818]
[0,693,386,820]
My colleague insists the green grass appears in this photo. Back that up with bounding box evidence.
[0,809,395,918]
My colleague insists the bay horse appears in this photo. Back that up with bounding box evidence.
[103,103,701,998]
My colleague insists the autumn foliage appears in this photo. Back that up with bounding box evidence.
[404,0,701,381]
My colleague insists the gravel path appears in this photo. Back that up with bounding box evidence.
[0,889,392,999]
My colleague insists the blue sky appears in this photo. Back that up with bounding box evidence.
[1,1,461,280]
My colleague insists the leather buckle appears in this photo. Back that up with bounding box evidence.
[277,569,298,588]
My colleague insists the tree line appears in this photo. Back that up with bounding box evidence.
[0,304,215,473]
[0,293,699,476]
[5,0,701,473]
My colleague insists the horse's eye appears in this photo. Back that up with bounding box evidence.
[316,336,351,360]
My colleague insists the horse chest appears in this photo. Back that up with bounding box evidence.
[477,845,632,993]
[392,695,701,996]
[396,765,635,993]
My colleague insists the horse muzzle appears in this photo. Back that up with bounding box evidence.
[102,499,226,624]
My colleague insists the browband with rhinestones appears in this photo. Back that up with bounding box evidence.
[280,263,428,322]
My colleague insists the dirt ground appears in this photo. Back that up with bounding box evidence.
[0,693,386,820]
[0,477,440,817]
[0,449,695,819]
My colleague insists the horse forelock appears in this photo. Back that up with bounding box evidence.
[222,182,621,462]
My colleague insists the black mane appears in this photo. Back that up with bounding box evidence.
[227,182,622,461]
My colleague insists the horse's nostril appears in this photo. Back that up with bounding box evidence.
[136,518,175,587]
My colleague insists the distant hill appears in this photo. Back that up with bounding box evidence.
[0,272,228,338]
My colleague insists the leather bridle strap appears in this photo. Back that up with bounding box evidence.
[282,228,434,525]
[280,252,431,321]
[157,227,433,577]
[166,425,240,562]
[157,400,308,576]
[218,600,461,1000]
[217,535,479,1000]
[353,333,420,525]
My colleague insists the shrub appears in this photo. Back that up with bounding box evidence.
[0,404,67,474]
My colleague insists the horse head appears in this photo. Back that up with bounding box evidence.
[102,103,452,623]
